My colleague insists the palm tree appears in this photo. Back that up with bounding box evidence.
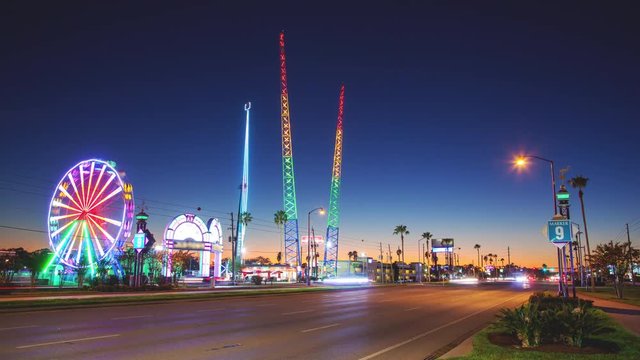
[421,232,433,263]
[276,251,282,264]
[240,212,253,227]
[569,175,595,290]
[474,244,481,268]
[442,239,454,267]
[500,258,505,267]
[347,251,354,275]
[393,225,409,263]
[274,210,288,259]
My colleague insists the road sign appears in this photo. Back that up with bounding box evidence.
[133,232,146,250]
[548,220,572,244]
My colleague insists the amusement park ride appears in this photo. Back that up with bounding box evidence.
[44,32,346,282]
[279,32,346,277]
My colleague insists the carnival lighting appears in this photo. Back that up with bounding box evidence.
[47,159,134,271]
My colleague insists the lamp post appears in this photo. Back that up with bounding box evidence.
[514,154,565,296]
[307,207,325,286]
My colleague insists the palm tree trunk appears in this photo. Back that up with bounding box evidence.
[579,190,595,290]
[401,234,405,263]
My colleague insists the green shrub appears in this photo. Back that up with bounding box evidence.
[251,275,263,285]
[497,302,544,348]
[499,294,605,348]
[555,301,606,347]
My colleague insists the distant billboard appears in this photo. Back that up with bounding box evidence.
[431,238,454,253]
[301,235,324,244]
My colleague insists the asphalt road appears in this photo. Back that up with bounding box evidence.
[0,283,536,360]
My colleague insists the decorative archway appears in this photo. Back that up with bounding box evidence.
[163,213,223,278]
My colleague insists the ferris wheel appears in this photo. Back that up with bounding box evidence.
[48,159,134,268]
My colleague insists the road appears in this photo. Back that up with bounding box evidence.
[0,283,535,360]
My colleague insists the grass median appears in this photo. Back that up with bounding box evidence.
[578,285,640,307]
[0,286,357,311]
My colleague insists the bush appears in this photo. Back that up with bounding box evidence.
[251,275,263,285]
[497,302,544,347]
[498,294,604,348]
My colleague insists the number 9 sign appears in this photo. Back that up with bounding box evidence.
[548,220,572,243]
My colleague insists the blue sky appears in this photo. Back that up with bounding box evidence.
[1,1,639,266]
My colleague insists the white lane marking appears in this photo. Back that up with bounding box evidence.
[16,334,121,349]
[282,310,313,315]
[0,325,38,331]
[197,308,224,313]
[301,323,340,333]
[111,315,152,320]
[405,307,420,311]
[358,293,527,360]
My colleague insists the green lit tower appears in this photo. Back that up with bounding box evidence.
[323,85,345,277]
[279,32,301,266]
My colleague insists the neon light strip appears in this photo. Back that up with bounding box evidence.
[59,183,83,212]
[52,199,82,213]
[50,212,81,222]
[88,213,122,227]
[55,221,78,254]
[79,163,87,209]
[50,217,78,238]
[64,222,83,260]
[83,221,95,275]
[88,165,106,207]
[86,161,95,209]
[88,180,120,212]
[86,219,104,257]
[88,216,115,243]
[87,173,115,210]
[75,223,84,263]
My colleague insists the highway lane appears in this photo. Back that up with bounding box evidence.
[0,283,535,360]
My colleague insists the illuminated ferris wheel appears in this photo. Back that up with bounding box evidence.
[48,159,134,268]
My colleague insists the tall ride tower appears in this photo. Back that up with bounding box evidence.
[323,85,345,277]
[279,32,301,267]
[235,102,251,268]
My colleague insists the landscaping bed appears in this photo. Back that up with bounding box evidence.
[453,292,640,359]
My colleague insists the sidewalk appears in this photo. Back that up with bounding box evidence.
[579,293,640,335]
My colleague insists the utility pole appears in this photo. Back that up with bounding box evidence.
[379,242,384,284]
[628,223,635,285]
[231,212,237,284]
[388,243,392,282]
[507,246,511,277]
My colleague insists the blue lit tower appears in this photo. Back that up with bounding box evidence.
[235,102,250,267]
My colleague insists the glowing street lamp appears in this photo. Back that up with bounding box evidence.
[513,154,558,215]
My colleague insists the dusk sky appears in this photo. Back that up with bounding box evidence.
[1,1,639,267]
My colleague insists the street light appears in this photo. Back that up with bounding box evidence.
[513,155,558,215]
[307,207,325,286]
[513,153,566,297]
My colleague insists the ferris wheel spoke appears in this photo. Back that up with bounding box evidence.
[51,217,78,238]
[67,172,85,209]
[88,216,116,244]
[52,199,82,213]
[64,222,83,260]
[85,161,95,210]
[86,219,105,257]
[88,165,106,208]
[87,173,116,210]
[88,186,122,212]
[75,226,84,263]
[79,163,87,210]
[50,212,81,222]
[88,213,122,227]
[54,220,79,254]
[58,183,83,212]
